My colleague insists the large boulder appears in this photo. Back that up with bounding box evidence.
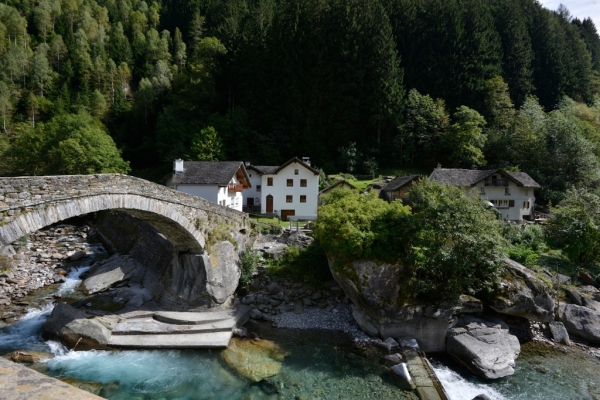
[158,241,241,309]
[221,338,289,382]
[42,303,113,350]
[482,259,555,322]
[446,315,520,379]
[329,258,472,352]
[81,254,143,294]
[560,304,600,345]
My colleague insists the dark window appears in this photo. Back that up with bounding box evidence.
[287,179,293,187]
[294,169,299,175]
[267,177,273,186]
[300,195,306,203]
[508,200,515,207]
[256,185,261,192]
[300,179,307,187]
[286,195,293,203]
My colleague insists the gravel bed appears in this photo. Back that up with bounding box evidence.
[273,304,372,343]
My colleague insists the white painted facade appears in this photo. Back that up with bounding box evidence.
[475,179,535,222]
[171,175,245,211]
[243,159,319,219]
[429,168,539,223]
[243,170,264,211]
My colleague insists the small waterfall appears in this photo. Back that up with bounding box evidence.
[432,362,507,400]
[55,265,91,295]
[0,303,54,352]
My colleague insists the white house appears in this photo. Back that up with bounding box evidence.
[429,165,541,223]
[244,157,320,220]
[167,160,251,211]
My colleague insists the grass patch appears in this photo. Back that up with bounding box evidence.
[266,242,332,288]
[205,223,237,250]
[0,254,13,274]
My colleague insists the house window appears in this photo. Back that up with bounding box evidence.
[508,200,515,207]
[267,177,273,186]
[294,169,299,175]
[256,185,261,192]
[300,179,307,187]
[286,195,293,203]
[505,187,510,195]
[479,187,485,195]
[300,195,306,203]
[287,179,293,187]
[523,201,530,209]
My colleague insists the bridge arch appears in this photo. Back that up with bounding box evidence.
[0,194,205,252]
[0,174,250,253]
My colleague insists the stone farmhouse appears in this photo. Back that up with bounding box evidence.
[167,160,251,212]
[244,157,319,221]
[429,165,541,222]
[379,175,421,203]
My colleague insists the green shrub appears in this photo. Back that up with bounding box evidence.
[239,247,260,287]
[315,180,508,301]
[268,242,331,287]
[508,244,540,268]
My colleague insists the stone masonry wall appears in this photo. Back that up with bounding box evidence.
[0,174,250,252]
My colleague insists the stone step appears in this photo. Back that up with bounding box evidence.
[153,305,251,326]
[112,317,236,335]
[108,330,233,348]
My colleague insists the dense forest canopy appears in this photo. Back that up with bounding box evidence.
[0,0,600,203]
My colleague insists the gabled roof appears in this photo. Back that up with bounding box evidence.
[171,161,251,188]
[381,175,420,192]
[247,157,320,176]
[429,168,541,188]
[274,157,320,175]
[319,180,357,195]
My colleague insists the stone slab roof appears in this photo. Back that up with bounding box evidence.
[429,168,540,188]
[319,180,357,194]
[381,175,420,192]
[172,161,249,186]
[247,165,278,175]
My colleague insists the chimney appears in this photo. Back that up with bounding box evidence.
[471,165,477,170]
[436,163,442,169]
[174,159,184,174]
[302,157,311,166]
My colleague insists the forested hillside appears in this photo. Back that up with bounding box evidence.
[0,0,599,202]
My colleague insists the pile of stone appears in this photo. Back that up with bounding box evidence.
[0,224,95,321]
[240,267,345,321]
[253,232,314,260]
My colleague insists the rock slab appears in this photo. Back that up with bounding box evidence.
[0,356,102,399]
[446,315,520,379]
[560,304,600,345]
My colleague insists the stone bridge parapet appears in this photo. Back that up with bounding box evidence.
[0,174,250,253]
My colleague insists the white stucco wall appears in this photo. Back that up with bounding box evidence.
[242,171,263,209]
[260,162,319,218]
[174,184,220,204]
[476,181,535,222]
[175,177,244,212]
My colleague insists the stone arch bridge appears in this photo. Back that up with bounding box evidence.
[0,174,250,253]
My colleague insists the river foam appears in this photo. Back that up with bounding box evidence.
[432,362,507,400]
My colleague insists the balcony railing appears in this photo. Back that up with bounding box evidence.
[228,183,244,192]
[484,178,509,187]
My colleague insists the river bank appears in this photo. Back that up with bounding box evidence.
[2,221,600,399]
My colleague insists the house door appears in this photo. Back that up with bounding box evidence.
[281,210,295,222]
[266,195,273,213]
[247,198,254,207]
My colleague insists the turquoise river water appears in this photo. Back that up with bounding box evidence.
[0,243,599,399]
